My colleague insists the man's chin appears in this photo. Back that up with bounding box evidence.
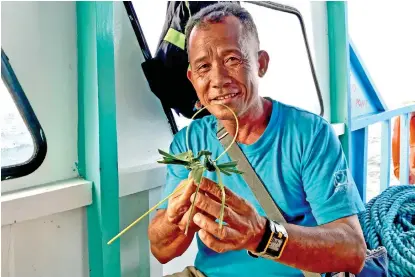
[208,105,240,122]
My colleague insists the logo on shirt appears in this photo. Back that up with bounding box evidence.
[333,169,352,192]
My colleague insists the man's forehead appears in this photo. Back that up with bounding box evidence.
[188,15,245,50]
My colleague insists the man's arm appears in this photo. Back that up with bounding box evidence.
[272,215,366,274]
[190,179,367,274]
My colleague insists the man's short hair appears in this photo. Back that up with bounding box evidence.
[185,2,260,53]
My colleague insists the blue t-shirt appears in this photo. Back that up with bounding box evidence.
[158,99,365,277]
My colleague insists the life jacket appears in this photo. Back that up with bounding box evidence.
[141,1,239,119]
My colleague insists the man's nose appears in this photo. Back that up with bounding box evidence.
[211,63,232,89]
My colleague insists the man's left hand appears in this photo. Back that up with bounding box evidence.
[190,178,267,253]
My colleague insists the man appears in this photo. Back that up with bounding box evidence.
[148,3,367,277]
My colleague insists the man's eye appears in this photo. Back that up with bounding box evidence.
[197,64,210,71]
[226,57,240,65]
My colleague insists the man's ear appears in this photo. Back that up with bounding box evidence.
[257,50,270,77]
[187,64,192,82]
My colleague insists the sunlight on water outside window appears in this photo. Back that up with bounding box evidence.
[1,79,35,167]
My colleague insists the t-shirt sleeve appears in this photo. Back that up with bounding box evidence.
[301,119,365,225]
[157,129,190,210]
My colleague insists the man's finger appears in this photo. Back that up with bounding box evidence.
[166,179,196,224]
[193,213,241,241]
[179,178,196,201]
[195,178,250,215]
[191,192,242,228]
[178,207,199,232]
[198,229,238,253]
[167,202,189,224]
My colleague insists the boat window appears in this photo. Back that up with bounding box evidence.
[1,49,47,180]
[240,2,323,116]
[128,1,323,132]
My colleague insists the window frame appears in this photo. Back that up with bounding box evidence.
[1,49,47,180]
[123,0,324,134]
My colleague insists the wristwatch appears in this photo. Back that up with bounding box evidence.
[248,218,288,260]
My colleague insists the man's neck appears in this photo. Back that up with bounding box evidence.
[220,97,273,145]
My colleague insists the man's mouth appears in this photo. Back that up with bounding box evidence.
[212,93,239,101]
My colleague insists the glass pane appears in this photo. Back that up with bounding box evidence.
[131,1,167,56]
[241,2,321,115]
[348,1,415,108]
[1,78,35,167]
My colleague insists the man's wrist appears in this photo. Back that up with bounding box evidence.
[247,218,289,260]
[246,216,267,252]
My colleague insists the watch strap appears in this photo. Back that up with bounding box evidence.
[255,218,273,253]
[252,219,288,258]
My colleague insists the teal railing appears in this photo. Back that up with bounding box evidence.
[349,41,415,202]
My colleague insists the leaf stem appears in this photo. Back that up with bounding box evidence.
[215,167,226,229]
[184,171,204,236]
[107,179,189,245]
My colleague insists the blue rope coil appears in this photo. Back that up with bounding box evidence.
[358,185,415,277]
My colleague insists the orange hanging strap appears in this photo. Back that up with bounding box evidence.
[392,113,415,182]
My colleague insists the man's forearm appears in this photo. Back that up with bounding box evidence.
[274,222,366,274]
[148,211,195,264]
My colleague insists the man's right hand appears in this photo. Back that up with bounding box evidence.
[148,178,201,264]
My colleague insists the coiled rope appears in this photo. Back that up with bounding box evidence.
[358,185,415,277]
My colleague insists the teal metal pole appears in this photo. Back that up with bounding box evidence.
[327,1,352,163]
[77,2,121,277]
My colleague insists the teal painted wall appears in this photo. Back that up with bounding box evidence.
[77,2,121,277]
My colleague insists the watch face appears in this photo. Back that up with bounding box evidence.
[265,222,288,259]
[269,238,283,250]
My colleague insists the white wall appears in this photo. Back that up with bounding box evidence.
[1,2,89,277]
[1,1,79,193]
[1,208,89,277]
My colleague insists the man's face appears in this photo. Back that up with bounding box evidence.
[187,16,268,120]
